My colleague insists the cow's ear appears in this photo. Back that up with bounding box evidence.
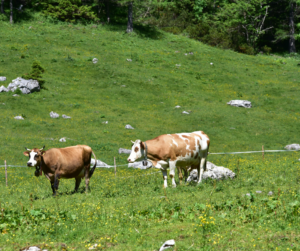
[140,141,145,149]
[23,151,30,156]
[41,151,46,156]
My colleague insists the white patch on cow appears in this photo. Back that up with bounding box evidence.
[178,134,190,142]
[28,151,38,166]
[172,139,178,147]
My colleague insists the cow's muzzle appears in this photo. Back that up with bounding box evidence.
[27,162,33,167]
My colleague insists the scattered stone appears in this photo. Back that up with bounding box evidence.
[268,191,273,196]
[175,64,181,67]
[0,77,6,81]
[14,116,24,120]
[7,77,40,94]
[159,239,175,251]
[245,193,251,197]
[184,53,188,56]
[62,114,71,119]
[1,103,4,105]
[91,158,110,168]
[285,143,300,151]
[256,190,262,194]
[227,100,252,108]
[210,62,214,65]
[59,137,66,142]
[121,85,126,87]
[0,86,8,92]
[189,52,194,55]
[182,111,189,114]
[187,161,235,182]
[126,59,132,62]
[50,111,59,118]
[29,26,32,29]
[92,58,98,64]
[229,127,236,130]
[102,121,108,124]
[125,124,134,129]
[175,105,181,108]
[13,94,19,97]
[175,51,179,53]
[128,160,152,169]
[23,246,43,251]
[118,148,131,154]
[88,244,98,250]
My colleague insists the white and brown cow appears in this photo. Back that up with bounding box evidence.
[127,131,210,187]
[23,145,97,195]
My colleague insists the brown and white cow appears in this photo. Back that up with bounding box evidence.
[23,145,97,195]
[127,131,210,188]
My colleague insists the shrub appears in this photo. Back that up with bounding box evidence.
[238,44,255,55]
[44,0,99,23]
[262,45,272,55]
[22,61,45,86]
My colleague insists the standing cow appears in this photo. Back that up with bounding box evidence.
[23,145,97,195]
[127,131,210,188]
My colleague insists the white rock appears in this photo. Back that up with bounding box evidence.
[268,191,273,196]
[62,114,71,119]
[14,116,24,120]
[126,59,132,62]
[92,58,98,64]
[187,161,235,182]
[23,246,41,251]
[0,76,6,81]
[182,111,189,114]
[119,148,131,154]
[125,124,134,129]
[227,100,252,108]
[245,193,251,197]
[7,77,40,94]
[210,62,213,65]
[285,143,300,151]
[59,137,66,142]
[102,121,108,124]
[128,160,152,170]
[175,105,181,108]
[91,158,110,168]
[189,52,194,55]
[121,85,126,87]
[256,191,262,194]
[13,94,19,97]
[0,85,8,92]
[184,53,188,56]
[50,111,59,118]
[88,244,98,250]
[175,64,181,67]
[159,240,175,251]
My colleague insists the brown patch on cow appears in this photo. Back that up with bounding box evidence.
[207,139,210,147]
[134,147,139,153]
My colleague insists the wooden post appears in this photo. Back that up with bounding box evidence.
[5,160,7,187]
[262,145,264,161]
[114,157,116,177]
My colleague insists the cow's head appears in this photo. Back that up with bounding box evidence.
[127,140,146,163]
[23,146,46,176]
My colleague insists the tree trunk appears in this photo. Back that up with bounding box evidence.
[1,0,4,14]
[126,1,133,33]
[105,0,110,23]
[9,0,12,24]
[289,1,296,53]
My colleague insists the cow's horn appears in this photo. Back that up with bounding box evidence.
[131,140,135,144]
[25,147,31,151]
[40,145,45,150]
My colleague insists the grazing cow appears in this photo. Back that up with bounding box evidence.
[23,145,97,195]
[127,131,210,188]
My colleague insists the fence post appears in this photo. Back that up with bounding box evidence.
[5,160,7,187]
[114,157,117,177]
[262,145,264,161]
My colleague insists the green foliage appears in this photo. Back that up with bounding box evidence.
[44,0,99,23]
[262,45,272,55]
[22,60,46,86]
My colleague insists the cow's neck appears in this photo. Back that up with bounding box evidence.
[144,140,160,162]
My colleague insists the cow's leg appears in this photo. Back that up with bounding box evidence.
[53,173,60,196]
[177,167,184,185]
[183,167,188,182]
[161,169,168,188]
[74,177,81,192]
[169,161,177,188]
[198,156,207,184]
[50,181,55,194]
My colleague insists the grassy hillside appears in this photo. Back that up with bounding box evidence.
[0,19,300,250]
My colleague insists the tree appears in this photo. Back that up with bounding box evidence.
[10,0,12,24]
[1,0,4,14]
[126,1,133,32]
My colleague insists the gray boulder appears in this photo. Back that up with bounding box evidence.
[14,116,24,120]
[128,160,152,169]
[59,137,66,142]
[0,77,6,81]
[7,77,40,94]
[118,148,131,154]
[91,158,110,168]
[62,114,71,119]
[285,143,300,151]
[50,111,59,118]
[125,124,134,129]
[187,161,235,182]
[227,100,252,108]
[0,86,8,92]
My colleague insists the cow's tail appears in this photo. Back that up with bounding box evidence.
[89,151,97,178]
[204,141,210,172]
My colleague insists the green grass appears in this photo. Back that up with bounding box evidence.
[0,18,300,250]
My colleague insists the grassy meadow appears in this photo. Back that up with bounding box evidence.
[0,17,300,250]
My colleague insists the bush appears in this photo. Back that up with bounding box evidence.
[22,61,45,86]
[238,44,255,55]
[262,45,272,55]
[44,0,98,23]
